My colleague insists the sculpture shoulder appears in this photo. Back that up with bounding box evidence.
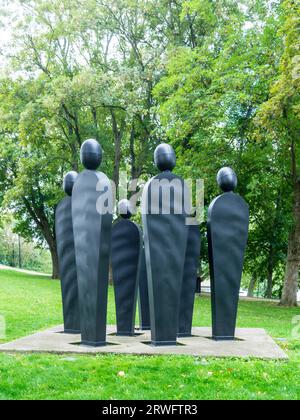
[73,170,112,192]
[113,219,142,242]
[95,171,111,183]
[56,196,71,214]
[141,176,154,200]
[74,169,99,185]
[114,218,141,231]
[208,192,249,220]
[153,172,183,182]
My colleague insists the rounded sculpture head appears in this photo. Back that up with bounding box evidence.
[154,143,176,172]
[80,139,102,170]
[118,199,133,219]
[63,171,78,197]
[217,167,237,192]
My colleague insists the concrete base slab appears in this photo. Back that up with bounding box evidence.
[0,325,288,359]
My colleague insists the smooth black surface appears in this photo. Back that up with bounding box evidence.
[154,143,176,172]
[55,196,80,334]
[118,198,133,219]
[111,219,142,336]
[63,171,78,197]
[217,167,237,192]
[142,171,189,346]
[72,170,112,346]
[80,139,102,170]
[178,224,201,337]
[138,247,151,330]
[207,191,249,340]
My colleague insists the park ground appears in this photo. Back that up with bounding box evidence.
[0,269,299,400]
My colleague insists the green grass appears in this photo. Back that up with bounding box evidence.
[0,269,299,400]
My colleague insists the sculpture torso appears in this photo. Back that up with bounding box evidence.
[56,196,80,333]
[142,171,189,345]
[208,191,249,340]
[72,169,113,346]
[111,219,142,336]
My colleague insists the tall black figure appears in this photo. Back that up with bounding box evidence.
[72,139,113,347]
[178,223,201,337]
[142,144,189,346]
[207,167,249,341]
[55,171,80,334]
[111,199,142,336]
[138,246,151,331]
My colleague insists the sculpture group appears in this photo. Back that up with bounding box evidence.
[56,139,249,347]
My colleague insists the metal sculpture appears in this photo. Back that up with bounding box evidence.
[207,167,249,340]
[111,200,142,336]
[142,143,189,346]
[178,224,201,337]
[137,246,151,331]
[72,139,113,347]
[55,171,80,334]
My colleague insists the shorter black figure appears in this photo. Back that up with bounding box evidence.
[55,171,80,334]
[178,224,201,337]
[138,246,151,330]
[208,167,249,340]
[111,199,142,336]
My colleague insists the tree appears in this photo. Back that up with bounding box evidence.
[0,79,65,278]
[0,0,298,297]
[0,0,167,276]
[154,0,290,299]
[257,0,300,306]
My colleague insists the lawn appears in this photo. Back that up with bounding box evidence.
[0,269,299,400]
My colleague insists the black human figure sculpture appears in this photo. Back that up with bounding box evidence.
[137,246,151,330]
[72,139,113,347]
[142,144,189,346]
[55,171,80,334]
[207,167,249,341]
[111,199,142,336]
[178,224,201,337]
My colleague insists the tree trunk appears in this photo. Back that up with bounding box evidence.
[113,135,121,196]
[111,110,125,199]
[266,272,273,299]
[247,276,256,297]
[129,124,136,180]
[265,247,274,299]
[280,225,300,306]
[22,197,59,280]
[41,229,59,279]
[50,244,59,279]
[280,173,300,306]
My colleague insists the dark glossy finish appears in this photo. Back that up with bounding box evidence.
[138,247,151,330]
[63,171,78,197]
[208,173,249,341]
[118,199,133,219]
[111,218,142,336]
[56,194,80,334]
[154,143,176,172]
[142,171,189,346]
[80,139,102,170]
[72,140,112,347]
[217,167,237,192]
[178,224,201,337]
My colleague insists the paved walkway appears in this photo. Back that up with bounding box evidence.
[0,264,51,277]
[200,291,280,303]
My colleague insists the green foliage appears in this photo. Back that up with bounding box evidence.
[153,0,298,297]
[0,225,51,273]
[0,0,299,293]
